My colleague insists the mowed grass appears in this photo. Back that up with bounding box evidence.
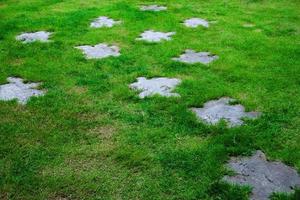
[0,0,299,199]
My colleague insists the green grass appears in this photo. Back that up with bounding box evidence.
[0,0,299,199]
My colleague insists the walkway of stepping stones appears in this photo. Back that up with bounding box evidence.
[3,3,299,199]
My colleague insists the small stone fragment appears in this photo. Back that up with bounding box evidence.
[130,77,181,98]
[140,5,167,11]
[75,43,120,59]
[16,31,52,43]
[184,18,209,28]
[90,16,121,28]
[0,77,44,104]
[223,151,300,200]
[173,50,218,65]
[191,97,261,127]
[136,30,175,43]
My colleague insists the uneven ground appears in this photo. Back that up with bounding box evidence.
[0,0,299,199]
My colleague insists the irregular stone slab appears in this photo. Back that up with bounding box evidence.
[90,16,121,28]
[173,50,218,65]
[136,30,175,43]
[129,77,181,98]
[223,151,300,200]
[75,43,120,59]
[0,77,44,104]
[184,18,209,28]
[140,5,167,12]
[191,97,261,127]
[16,31,52,43]
[243,23,255,28]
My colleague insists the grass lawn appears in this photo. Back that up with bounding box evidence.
[0,0,299,199]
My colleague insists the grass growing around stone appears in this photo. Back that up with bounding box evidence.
[0,0,299,199]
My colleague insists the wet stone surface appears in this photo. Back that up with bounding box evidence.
[16,31,52,43]
[130,77,181,98]
[75,43,120,59]
[184,18,209,28]
[223,151,300,200]
[191,97,261,127]
[173,50,218,64]
[140,5,167,11]
[90,16,121,28]
[136,30,175,43]
[0,77,44,104]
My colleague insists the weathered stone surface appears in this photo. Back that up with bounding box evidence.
[140,5,167,11]
[90,16,121,28]
[184,18,209,28]
[191,97,260,127]
[75,43,120,59]
[16,31,52,43]
[136,30,175,43]
[0,77,44,104]
[173,50,218,65]
[223,151,300,200]
[130,77,181,98]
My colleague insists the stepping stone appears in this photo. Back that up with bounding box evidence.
[173,50,218,65]
[191,97,261,127]
[129,77,181,98]
[136,30,175,43]
[140,5,167,11]
[0,77,44,105]
[75,43,120,59]
[184,18,209,28]
[16,31,52,43]
[90,16,121,28]
[223,151,300,200]
[243,23,255,28]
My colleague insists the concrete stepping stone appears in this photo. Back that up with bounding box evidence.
[191,97,261,127]
[16,31,52,43]
[173,50,218,65]
[90,16,121,28]
[75,43,120,59]
[129,77,181,98]
[136,30,175,43]
[184,18,209,28]
[140,5,167,12]
[223,150,300,200]
[0,77,44,105]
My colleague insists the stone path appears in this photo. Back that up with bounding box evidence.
[75,43,120,59]
[136,30,175,43]
[0,77,44,104]
[184,18,209,28]
[223,151,300,200]
[173,50,219,65]
[90,16,121,28]
[130,77,181,98]
[16,31,52,43]
[140,5,167,12]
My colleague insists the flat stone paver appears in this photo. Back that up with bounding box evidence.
[140,5,167,11]
[130,77,181,98]
[184,18,209,28]
[16,31,52,43]
[90,16,121,28]
[136,30,175,43]
[75,43,120,59]
[223,150,300,200]
[173,50,218,65]
[191,97,261,127]
[0,77,44,104]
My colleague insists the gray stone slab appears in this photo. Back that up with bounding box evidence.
[90,16,121,28]
[173,50,219,65]
[136,30,175,43]
[0,77,44,105]
[140,5,167,11]
[223,151,300,200]
[191,97,261,127]
[129,77,181,98]
[16,31,52,43]
[75,43,120,59]
[184,18,209,28]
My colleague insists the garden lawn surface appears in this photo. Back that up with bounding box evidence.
[0,0,300,199]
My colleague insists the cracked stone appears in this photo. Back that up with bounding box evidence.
[90,16,121,28]
[136,30,175,43]
[184,18,209,28]
[191,97,261,127]
[75,43,120,59]
[16,31,52,43]
[223,150,300,200]
[129,77,181,98]
[140,5,167,11]
[173,50,219,64]
[0,77,44,104]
